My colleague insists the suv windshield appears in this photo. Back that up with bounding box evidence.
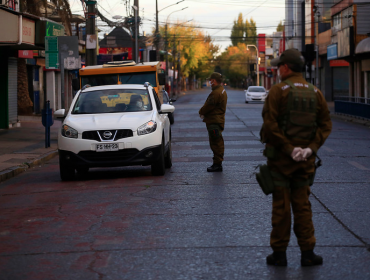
[72,89,152,114]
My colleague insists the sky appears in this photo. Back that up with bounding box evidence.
[69,0,286,51]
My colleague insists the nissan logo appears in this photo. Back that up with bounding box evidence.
[103,131,112,139]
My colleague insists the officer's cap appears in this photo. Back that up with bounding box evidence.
[270,48,305,72]
[209,72,223,81]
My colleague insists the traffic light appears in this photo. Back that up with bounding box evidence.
[250,63,256,71]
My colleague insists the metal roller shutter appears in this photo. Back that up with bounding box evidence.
[8,58,18,125]
[333,67,349,97]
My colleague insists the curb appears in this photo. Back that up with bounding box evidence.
[0,150,58,183]
[330,113,370,127]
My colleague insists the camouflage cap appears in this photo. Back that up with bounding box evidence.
[209,72,223,80]
[270,48,305,72]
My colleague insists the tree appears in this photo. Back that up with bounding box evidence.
[230,14,257,47]
[246,18,257,46]
[215,43,253,88]
[20,0,73,35]
[276,21,284,32]
[230,13,244,46]
[158,21,219,90]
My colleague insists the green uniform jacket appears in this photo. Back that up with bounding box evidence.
[261,72,332,158]
[199,84,228,129]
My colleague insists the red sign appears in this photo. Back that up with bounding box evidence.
[329,60,350,67]
[18,50,34,58]
[258,34,266,53]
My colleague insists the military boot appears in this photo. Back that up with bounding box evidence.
[207,164,223,172]
[266,251,287,266]
[301,250,323,266]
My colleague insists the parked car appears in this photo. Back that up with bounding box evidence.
[162,90,176,124]
[54,83,175,181]
[245,86,267,103]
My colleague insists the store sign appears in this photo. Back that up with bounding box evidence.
[45,36,59,69]
[329,60,350,67]
[18,50,34,58]
[0,9,19,43]
[327,44,338,60]
[337,27,353,58]
[35,21,65,45]
[22,17,35,45]
[46,22,65,36]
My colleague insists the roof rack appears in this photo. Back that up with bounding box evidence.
[103,60,136,68]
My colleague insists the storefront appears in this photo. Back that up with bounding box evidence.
[0,7,43,128]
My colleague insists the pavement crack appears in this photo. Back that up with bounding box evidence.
[311,192,370,252]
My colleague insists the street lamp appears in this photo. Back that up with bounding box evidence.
[165,7,188,91]
[247,45,259,86]
[155,0,185,60]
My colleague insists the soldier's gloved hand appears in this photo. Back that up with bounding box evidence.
[291,147,304,162]
[301,148,313,161]
[200,114,205,119]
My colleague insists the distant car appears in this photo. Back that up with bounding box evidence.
[162,90,176,125]
[245,86,267,103]
[54,83,175,180]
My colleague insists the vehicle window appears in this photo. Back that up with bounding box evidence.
[72,89,152,114]
[249,87,265,92]
[162,91,169,103]
[119,72,157,86]
[152,89,162,110]
[81,74,118,87]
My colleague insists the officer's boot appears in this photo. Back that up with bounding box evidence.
[266,251,287,266]
[207,164,223,172]
[301,250,323,266]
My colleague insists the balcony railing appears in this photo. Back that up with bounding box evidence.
[334,96,370,104]
[334,97,370,119]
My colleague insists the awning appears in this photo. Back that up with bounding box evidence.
[355,37,370,54]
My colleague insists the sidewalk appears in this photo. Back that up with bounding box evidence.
[0,116,61,183]
[0,100,368,183]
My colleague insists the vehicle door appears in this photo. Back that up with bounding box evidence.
[152,88,169,144]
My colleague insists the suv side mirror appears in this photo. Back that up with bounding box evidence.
[158,73,165,86]
[72,78,80,91]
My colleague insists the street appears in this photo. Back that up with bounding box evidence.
[0,88,370,280]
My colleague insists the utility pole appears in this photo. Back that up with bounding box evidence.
[165,23,168,90]
[315,8,321,90]
[177,40,181,95]
[85,0,97,66]
[155,0,159,61]
[133,0,139,63]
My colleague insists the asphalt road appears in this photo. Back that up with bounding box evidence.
[1,87,370,280]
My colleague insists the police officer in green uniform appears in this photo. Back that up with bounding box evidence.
[199,72,228,172]
[260,49,332,266]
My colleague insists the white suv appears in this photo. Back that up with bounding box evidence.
[54,83,175,181]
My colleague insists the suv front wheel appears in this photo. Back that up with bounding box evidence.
[151,137,166,176]
[59,157,75,181]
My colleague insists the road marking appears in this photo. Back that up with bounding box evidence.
[321,146,334,152]
[348,161,370,171]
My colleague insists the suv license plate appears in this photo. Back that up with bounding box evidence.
[96,143,119,152]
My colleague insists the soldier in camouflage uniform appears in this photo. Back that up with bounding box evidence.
[199,72,228,172]
[260,49,332,266]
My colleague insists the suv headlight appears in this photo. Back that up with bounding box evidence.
[61,124,78,138]
[137,121,157,136]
